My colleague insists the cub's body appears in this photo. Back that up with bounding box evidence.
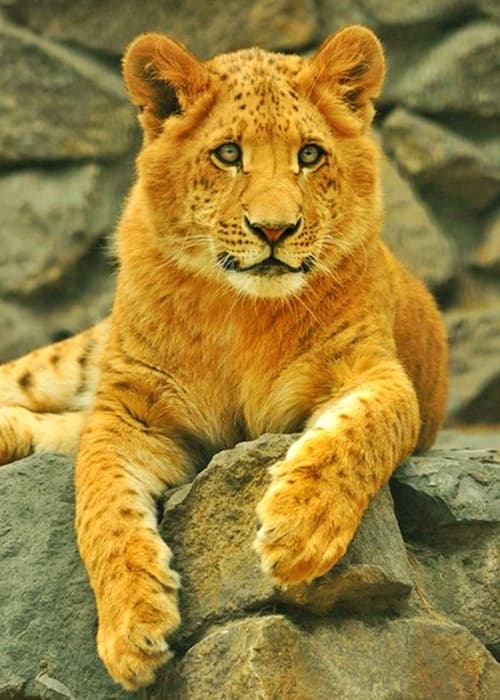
[0,27,447,690]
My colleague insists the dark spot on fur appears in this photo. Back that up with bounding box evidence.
[112,380,134,393]
[18,372,32,390]
[344,88,363,112]
[49,352,60,366]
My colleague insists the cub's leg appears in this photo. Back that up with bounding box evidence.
[0,320,109,464]
[255,355,420,584]
[75,363,195,690]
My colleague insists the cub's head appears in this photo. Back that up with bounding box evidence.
[123,26,385,299]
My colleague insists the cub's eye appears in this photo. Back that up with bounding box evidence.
[298,143,325,168]
[212,142,242,167]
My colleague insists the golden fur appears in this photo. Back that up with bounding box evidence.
[0,26,447,690]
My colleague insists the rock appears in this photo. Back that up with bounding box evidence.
[0,454,135,700]
[391,450,500,658]
[380,154,456,290]
[162,434,413,644]
[2,444,499,698]
[0,300,47,364]
[445,308,500,423]
[436,428,500,451]
[384,22,500,118]
[391,449,500,533]
[0,246,114,364]
[160,614,500,699]
[383,108,500,211]
[474,209,500,271]
[479,0,500,21]
[316,0,472,31]
[0,162,128,297]
[1,0,318,58]
[0,19,136,163]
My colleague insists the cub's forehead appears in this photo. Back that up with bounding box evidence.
[205,48,323,139]
[206,47,303,86]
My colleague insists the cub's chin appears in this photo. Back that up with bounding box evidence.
[224,270,307,299]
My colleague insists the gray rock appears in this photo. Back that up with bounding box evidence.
[0,248,114,364]
[0,162,128,297]
[446,308,500,423]
[392,449,500,533]
[316,0,472,31]
[479,0,500,21]
[409,528,500,659]
[0,19,136,163]
[160,614,500,699]
[474,208,500,271]
[162,434,413,644]
[1,0,318,58]
[391,450,500,657]
[383,108,500,211]
[380,153,456,290]
[0,300,47,364]
[2,444,499,698]
[385,22,500,118]
[0,454,135,700]
[436,428,500,451]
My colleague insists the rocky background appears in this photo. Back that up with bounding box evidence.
[0,0,499,428]
[0,1,499,698]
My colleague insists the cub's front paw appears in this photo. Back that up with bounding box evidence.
[254,460,362,586]
[96,545,181,690]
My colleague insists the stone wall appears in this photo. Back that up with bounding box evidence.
[1,0,499,425]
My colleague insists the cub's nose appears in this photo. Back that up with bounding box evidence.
[243,216,303,243]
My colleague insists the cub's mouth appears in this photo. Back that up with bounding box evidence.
[218,254,315,276]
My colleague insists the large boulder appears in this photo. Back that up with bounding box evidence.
[162,434,413,644]
[0,0,318,58]
[0,248,114,364]
[474,208,500,272]
[383,108,500,212]
[1,440,499,698]
[446,308,500,423]
[159,615,500,699]
[0,19,136,163]
[382,21,500,118]
[380,153,456,290]
[0,454,131,700]
[0,162,129,297]
[392,449,500,658]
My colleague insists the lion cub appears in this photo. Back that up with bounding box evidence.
[0,26,447,689]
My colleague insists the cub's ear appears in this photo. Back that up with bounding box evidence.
[123,33,210,137]
[299,25,385,133]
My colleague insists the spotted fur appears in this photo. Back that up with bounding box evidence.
[0,26,447,690]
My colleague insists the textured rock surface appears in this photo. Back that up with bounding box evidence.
[392,450,500,658]
[380,154,456,289]
[0,454,133,700]
[446,308,500,423]
[162,435,413,643]
[0,19,135,163]
[383,108,500,211]
[383,21,500,118]
[0,248,115,364]
[2,441,499,698]
[392,449,500,532]
[159,615,500,700]
[2,0,318,57]
[0,162,128,296]
[474,209,500,271]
